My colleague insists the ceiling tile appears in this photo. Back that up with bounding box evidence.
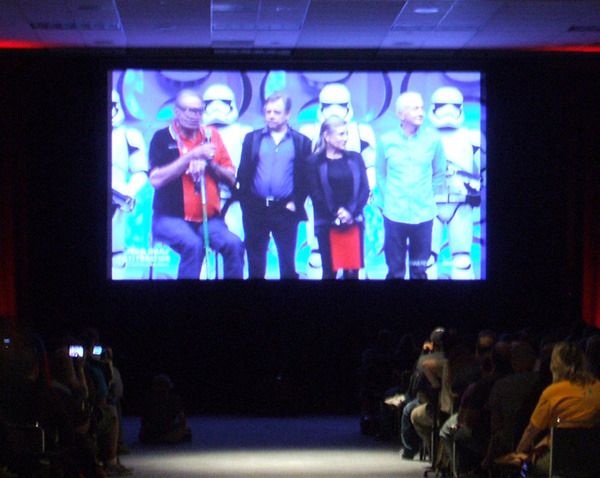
[211,29,256,42]
[254,30,301,47]
[257,0,310,31]
[483,1,600,31]
[393,0,454,27]
[465,29,559,48]
[5,0,600,50]
[117,0,210,28]
[212,0,258,31]
[440,0,504,29]
[18,0,73,23]
[0,0,41,40]
[67,0,121,23]
[81,29,127,47]
[34,29,85,46]
[298,0,405,48]
[382,28,476,48]
[550,30,600,46]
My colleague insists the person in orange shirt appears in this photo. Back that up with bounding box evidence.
[506,341,600,476]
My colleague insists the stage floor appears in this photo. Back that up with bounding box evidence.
[120,416,428,477]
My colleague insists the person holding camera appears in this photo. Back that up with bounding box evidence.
[305,115,370,279]
[79,329,133,476]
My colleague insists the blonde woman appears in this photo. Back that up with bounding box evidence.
[305,115,370,279]
[505,341,600,476]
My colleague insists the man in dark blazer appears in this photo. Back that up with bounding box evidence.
[237,92,312,279]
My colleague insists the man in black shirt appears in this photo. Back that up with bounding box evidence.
[237,92,312,279]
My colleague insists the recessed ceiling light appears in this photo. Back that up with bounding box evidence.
[213,4,235,12]
[414,7,439,14]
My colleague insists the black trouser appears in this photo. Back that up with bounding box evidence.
[242,198,299,279]
[383,217,432,279]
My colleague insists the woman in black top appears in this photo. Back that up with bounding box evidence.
[306,115,370,279]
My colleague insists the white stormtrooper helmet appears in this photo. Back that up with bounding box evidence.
[202,84,239,125]
[112,90,125,127]
[318,83,354,123]
[429,86,464,128]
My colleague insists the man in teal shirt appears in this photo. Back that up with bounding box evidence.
[377,91,446,279]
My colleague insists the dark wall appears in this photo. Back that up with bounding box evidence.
[3,50,598,415]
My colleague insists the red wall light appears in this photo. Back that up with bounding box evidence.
[0,40,53,49]
[528,45,600,53]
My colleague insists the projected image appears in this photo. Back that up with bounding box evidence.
[110,69,485,280]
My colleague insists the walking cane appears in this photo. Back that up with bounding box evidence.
[199,127,213,279]
[199,172,212,279]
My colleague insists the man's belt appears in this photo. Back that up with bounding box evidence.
[251,194,293,209]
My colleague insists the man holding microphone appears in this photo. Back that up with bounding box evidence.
[149,89,244,279]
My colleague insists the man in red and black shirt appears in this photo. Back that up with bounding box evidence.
[149,89,244,279]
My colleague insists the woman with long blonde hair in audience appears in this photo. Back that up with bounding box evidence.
[502,341,600,476]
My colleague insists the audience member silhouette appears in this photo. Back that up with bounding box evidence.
[0,334,79,477]
[79,328,132,476]
[358,329,396,436]
[499,341,600,477]
[139,374,192,445]
[585,334,600,379]
[481,340,542,471]
[49,341,103,477]
[409,327,452,458]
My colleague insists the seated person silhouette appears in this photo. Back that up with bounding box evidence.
[139,374,191,445]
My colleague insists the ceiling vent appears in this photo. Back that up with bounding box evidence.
[568,25,600,32]
[30,21,121,31]
[30,22,77,30]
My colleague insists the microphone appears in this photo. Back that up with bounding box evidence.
[194,127,213,193]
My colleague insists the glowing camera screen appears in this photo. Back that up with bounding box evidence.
[109,69,485,280]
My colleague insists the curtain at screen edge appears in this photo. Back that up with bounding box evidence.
[0,168,17,319]
[582,163,600,329]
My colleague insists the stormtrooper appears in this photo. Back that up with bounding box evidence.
[111,89,148,278]
[300,83,377,186]
[299,83,377,277]
[202,84,252,240]
[428,86,481,280]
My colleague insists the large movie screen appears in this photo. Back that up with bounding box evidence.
[110,69,485,280]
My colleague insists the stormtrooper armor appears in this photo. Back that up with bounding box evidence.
[202,84,251,170]
[302,83,377,179]
[428,86,480,280]
[111,90,148,277]
[202,84,252,241]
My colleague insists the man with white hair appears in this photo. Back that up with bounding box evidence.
[376,91,446,279]
[148,89,244,279]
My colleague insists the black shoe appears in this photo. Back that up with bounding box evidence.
[401,449,417,460]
